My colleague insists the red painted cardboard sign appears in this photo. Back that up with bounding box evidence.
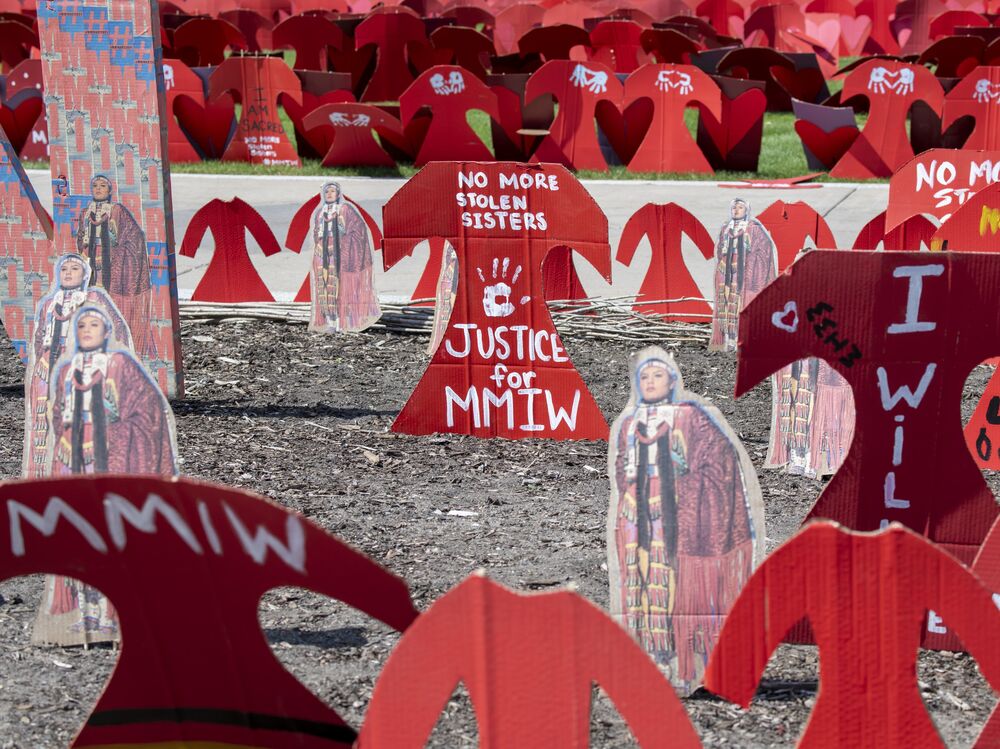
[757,200,836,273]
[886,149,1000,229]
[705,521,1000,746]
[304,102,404,168]
[616,202,713,322]
[0,127,53,364]
[382,162,611,440]
[965,367,1000,471]
[180,197,282,303]
[525,59,623,172]
[736,250,1000,571]
[400,65,500,166]
[852,210,937,250]
[942,65,1000,150]
[354,8,427,102]
[0,474,417,748]
[929,179,1000,250]
[830,60,944,178]
[3,58,44,109]
[357,574,703,749]
[623,63,721,174]
[209,56,302,166]
[39,0,184,398]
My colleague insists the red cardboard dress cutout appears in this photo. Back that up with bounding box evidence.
[941,66,1000,150]
[853,210,937,251]
[886,149,1000,230]
[705,521,1000,748]
[358,574,703,749]
[0,474,418,748]
[162,59,207,163]
[525,59,623,172]
[757,200,837,273]
[399,65,501,166]
[830,60,944,179]
[180,198,282,303]
[382,162,611,440]
[735,250,1000,573]
[623,63,722,174]
[354,8,427,102]
[208,56,303,167]
[616,202,713,322]
[303,103,404,169]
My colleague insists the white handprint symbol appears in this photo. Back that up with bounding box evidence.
[448,70,465,93]
[569,63,608,94]
[975,78,992,102]
[330,112,352,125]
[867,66,890,94]
[478,257,530,318]
[656,69,692,94]
[352,113,371,126]
[896,68,914,95]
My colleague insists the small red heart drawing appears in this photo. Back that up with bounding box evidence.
[794,120,860,169]
[699,88,767,157]
[771,300,799,332]
[0,97,42,154]
[174,93,236,160]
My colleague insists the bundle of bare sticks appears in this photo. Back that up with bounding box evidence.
[179,297,711,343]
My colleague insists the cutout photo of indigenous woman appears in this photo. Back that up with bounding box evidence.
[76,174,154,356]
[310,181,381,333]
[22,254,130,478]
[710,198,777,352]
[607,348,765,695]
[768,357,855,478]
[33,305,177,646]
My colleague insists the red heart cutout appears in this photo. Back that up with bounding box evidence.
[839,15,871,56]
[0,97,42,154]
[174,93,236,160]
[770,65,826,103]
[595,98,652,167]
[794,119,860,169]
[699,88,767,158]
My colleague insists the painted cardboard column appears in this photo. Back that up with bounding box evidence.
[37,0,183,397]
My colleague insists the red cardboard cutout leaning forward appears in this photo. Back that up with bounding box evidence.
[757,200,837,273]
[358,574,703,749]
[705,521,1000,748]
[382,162,611,440]
[886,148,1000,230]
[830,60,944,179]
[942,66,1000,151]
[0,474,418,748]
[736,251,1000,566]
[853,210,936,251]
[616,202,713,322]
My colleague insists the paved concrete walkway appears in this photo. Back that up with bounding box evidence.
[25,170,889,302]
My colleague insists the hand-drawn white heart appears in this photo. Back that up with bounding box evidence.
[771,301,799,333]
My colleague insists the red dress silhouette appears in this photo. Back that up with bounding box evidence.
[2,474,418,748]
[706,521,1000,748]
[616,202,713,322]
[852,211,936,251]
[382,162,610,439]
[358,575,703,749]
[180,198,281,302]
[736,251,1000,568]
